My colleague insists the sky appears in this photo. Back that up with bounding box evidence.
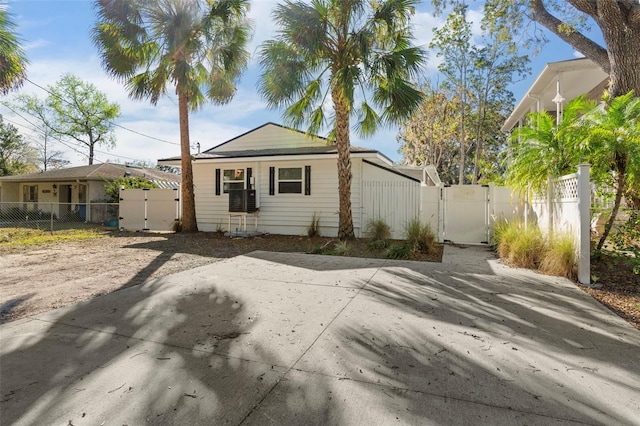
[0,0,599,167]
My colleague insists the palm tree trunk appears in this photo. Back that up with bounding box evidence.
[178,88,198,233]
[332,87,354,240]
[596,155,627,251]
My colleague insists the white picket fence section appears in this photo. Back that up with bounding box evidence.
[119,188,180,232]
[528,164,591,284]
[361,180,421,239]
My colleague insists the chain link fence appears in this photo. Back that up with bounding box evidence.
[0,202,119,232]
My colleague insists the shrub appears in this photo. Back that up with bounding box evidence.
[405,219,436,254]
[333,241,350,255]
[385,242,413,259]
[540,233,577,280]
[491,217,510,249]
[507,225,546,269]
[365,218,391,241]
[307,212,321,237]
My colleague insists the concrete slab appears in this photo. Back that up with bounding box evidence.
[1,248,639,425]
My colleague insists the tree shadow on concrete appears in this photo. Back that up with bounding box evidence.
[326,265,640,424]
[240,250,640,424]
[0,252,337,425]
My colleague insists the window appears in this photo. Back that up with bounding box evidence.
[278,167,302,194]
[23,185,38,202]
[223,169,245,193]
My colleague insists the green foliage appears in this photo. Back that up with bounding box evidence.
[307,212,321,237]
[0,117,38,176]
[506,95,596,195]
[103,176,158,202]
[490,217,510,248]
[539,233,577,280]
[405,219,437,255]
[0,10,28,95]
[12,74,120,166]
[385,243,413,260]
[606,212,640,274]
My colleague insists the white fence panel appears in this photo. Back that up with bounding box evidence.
[362,181,420,239]
[420,186,441,240]
[119,188,180,231]
[528,164,591,284]
[443,185,490,244]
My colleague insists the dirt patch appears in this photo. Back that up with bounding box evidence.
[581,252,640,330]
[0,231,442,323]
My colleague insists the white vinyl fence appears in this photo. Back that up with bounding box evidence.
[119,188,180,232]
[528,164,591,285]
[361,180,421,239]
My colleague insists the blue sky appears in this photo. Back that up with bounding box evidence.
[1,0,599,167]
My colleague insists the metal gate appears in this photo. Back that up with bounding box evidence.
[442,185,490,244]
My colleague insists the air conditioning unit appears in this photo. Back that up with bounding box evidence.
[228,189,257,213]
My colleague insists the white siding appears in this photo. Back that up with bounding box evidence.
[193,157,363,237]
[211,124,327,152]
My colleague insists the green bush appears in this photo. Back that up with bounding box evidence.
[104,176,159,202]
[405,219,436,254]
[385,242,413,259]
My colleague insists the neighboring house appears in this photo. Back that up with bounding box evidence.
[159,122,428,238]
[501,57,608,133]
[0,163,180,222]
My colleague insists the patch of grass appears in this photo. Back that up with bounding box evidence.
[490,217,510,248]
[333,241,350,255]
[405,219,436,254]
[540,233,577,280]
[0,227,106,249]
[307,212,321,238]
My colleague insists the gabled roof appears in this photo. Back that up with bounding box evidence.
[502,58,608,132]
[158,122,394,165]
[204,122,325,152]
[0,163,181,185]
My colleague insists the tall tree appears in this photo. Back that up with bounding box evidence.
[398,82,460,185]
[467,10,528,183]
[0,10,28,95]
[429,2,472,184]
[259,0,425,239]
[0,117,38,176]
[433,0,640,98]
[44,74,120,165]
[93,0,252,233]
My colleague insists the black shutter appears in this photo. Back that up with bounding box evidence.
[246,167,252,189]
[215,168,221,195]
[269,167,275,195]
[304,165,311,196]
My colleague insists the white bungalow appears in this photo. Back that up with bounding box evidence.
[159,123,428,238]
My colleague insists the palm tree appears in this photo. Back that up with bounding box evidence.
[0,9,28,95]
[506,95,596,195]
[92,0,252,232]
[580,91,640,251]
[258,0,425,240]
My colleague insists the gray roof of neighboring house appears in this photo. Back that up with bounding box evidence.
[0,163,181,186]
[160,145,380,162]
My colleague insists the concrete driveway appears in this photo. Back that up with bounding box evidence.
[1,246,639,425]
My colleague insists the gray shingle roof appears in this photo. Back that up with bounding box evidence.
[160,145,378,162]
[0,163,181,184]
